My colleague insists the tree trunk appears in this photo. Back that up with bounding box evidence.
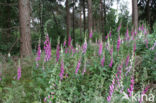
[73,0,75,46]
[132,0,138,32]
[80,8,82,40]
[100,0,104,39]
[104,0,106,34]
[83,0,86,34]
[66,0,70,38]
[88,0,92,38]
[19,0,32,57]
[39,0,44,46]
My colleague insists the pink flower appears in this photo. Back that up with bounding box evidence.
[17,66,21,80]
[59,59,64,80]
[125,28,129,41]
[75,58,81,74]
[44,35,51,62]
[98,40,103,56]
[63,40,66,47]
[107,79,115,102]
[89,31,93,38]
[101,56,105,67]
[109,57,113,68]
[125,54,130,66]
[44,97,47,102]
[68,35,72,47]
[56,44,60,62]
[110,46,113,56]
[36,43,41,61]
[82,40,87,53]
[128,76,134,97]
[117,35,121,52]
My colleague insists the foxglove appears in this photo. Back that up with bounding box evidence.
[68,35,72,47]
[44,35,51,62]
[56,44,60,62]
[101,56,105,67]
[109,57,113,68]
[17,65,21,80]
[75,58,81,74]
[98,40,103,56]
[107,79,115,102]
[82,40,87,53]
[127,76,134,97]
[125,28,129,41]
[125,54,130,66]
[117,35,121,52]
[89,31,93,39]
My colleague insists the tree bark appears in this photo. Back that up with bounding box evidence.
[72,0,75,46]
[66,0,70,38]
[83,0,86,34]
[132,0,138,32]
[80,8,82,39]
[19,0,32,57]
[88,0,92,38]
[100,0,105,39]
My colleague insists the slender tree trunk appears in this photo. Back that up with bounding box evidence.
[19,0,32,57]
[80,9,82,39]
[72,0,75,46]
[132,0,138,32]
[100,0,104,39]
[66,0,70,38]
[104,0,106,34]
[146,0,151,32]
[39,0,44,46]
[88,0,92,38]
[83,0,86,34]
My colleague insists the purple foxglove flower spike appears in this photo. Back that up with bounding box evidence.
[101,56,105,67]
[82,40,87,53]
[17,65,21,80]
[141,24,144,31]
[117,35,121,52]
[98,40,103,56]
[36,43,41,62]
[109,57,113,68]
[128,76,134,97]
[56,44,60,62]
[75,58,81,74]
[107,79,115,102]
[110,46,113,56]
[63,40,66,47]
[89,31,93,39]
[44,35,51,62]
[125,54,130,66]
[68,35,72,47]
[125,28,129,41]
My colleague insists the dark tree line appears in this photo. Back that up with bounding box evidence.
[0,0,156,57]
